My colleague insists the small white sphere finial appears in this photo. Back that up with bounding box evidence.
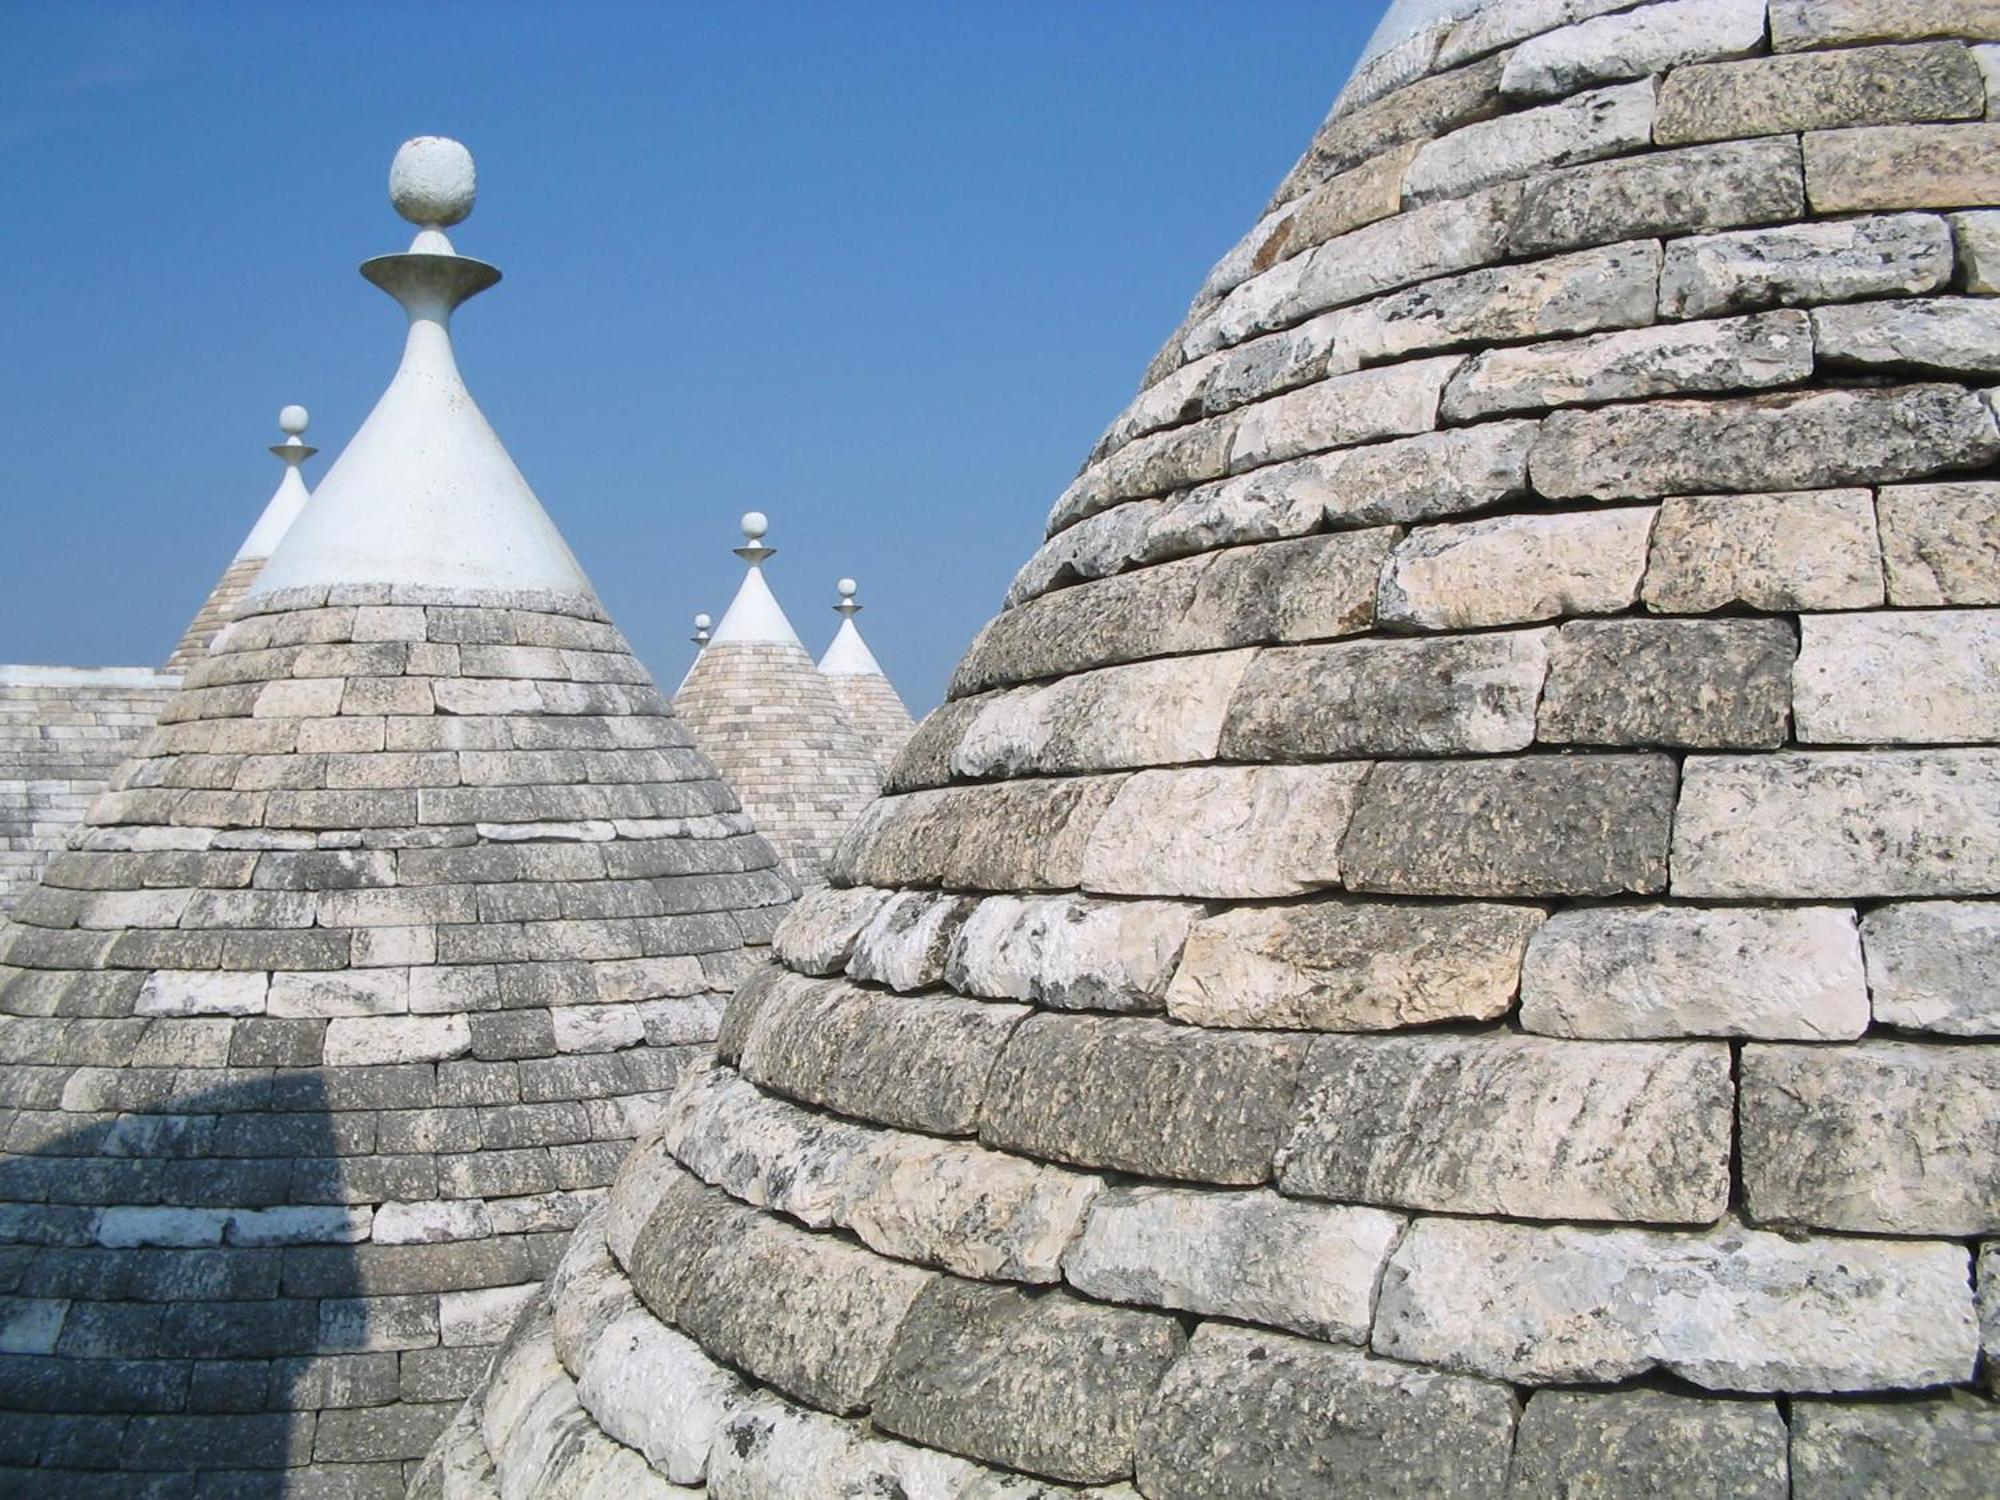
[278,405,310,438]
[694,612,713,630]
[837,578,857,599]
[834,576,862,617]
[389,137,477,228]
[741,511,768,542]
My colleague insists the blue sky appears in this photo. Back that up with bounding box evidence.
[0,1,1377,712]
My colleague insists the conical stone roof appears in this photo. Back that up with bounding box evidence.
[674,516,883,889]
[432,5,2000,1495]
[818,578,917,775]
[0,138,789,1495]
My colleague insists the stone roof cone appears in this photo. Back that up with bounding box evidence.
[0,137,790,1493]
[432,5,2000,1495]
[817,578,917,775]
[164,405,320,674]
[672,515,883,888]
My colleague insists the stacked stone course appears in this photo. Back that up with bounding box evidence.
[436,3,1999,1495]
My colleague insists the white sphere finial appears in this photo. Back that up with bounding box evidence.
[390,137,477,228]
[694,613,712,629]
[740,511,768,542]
[836,578,858,599]
[278,405,310,438]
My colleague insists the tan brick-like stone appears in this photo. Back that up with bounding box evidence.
[1879,480,2000,603]
[1501,0,1766,98]
[1805,123,2000,211]
[1642,490,1886,612]
[1772,0,2000,49]
[1657,42,1987,145]
[1378,508,1654,630]
[1795,609,2000,743]
[1405,81,1657,203]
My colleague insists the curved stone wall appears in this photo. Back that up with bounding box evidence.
[437,2,2000,1493]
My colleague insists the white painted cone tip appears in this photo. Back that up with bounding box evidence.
[235,404,318,563]
[818,615,885,677]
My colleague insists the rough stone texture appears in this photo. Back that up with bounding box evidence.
[1788,1398,2000,1499]
[871,1280,1184,1484]
[1404,80,1657,204]
[1063,1186,1401,1343]
[1278,1032,1733,1222]
[1341,754,1677,897]
[1660,214,1957,320]
[1521,905,1871,1040]
[1507,1390,1789,1500]
[1377,508,1654,630]
[945,893,1197,1013]
[1501,0,1767,99]
[1863,900,2000,1035]
[1815,295,2000,375]
[1537,618,1796,749]
[1509,138,1806,258]
[823,670,917,781]
[1741,1041,2000,1235]
[1805,123,2000,212]
[1642,490,1887,612]
[1658,41,1988,145]
[1956,207,2000,293]
[1795,609,2000,743]
[1135,1324,1516,1500]
[1773,0,2000,50]
[1375,1216,1979,1390]
[1878,480,2000,603]
[1984,1243,1998,1397]
[1165,897,1542,1031]
[1674,750,2000,897]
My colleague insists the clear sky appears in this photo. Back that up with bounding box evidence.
[0,1,1378,712]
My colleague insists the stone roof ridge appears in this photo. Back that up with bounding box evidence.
[817,577,887,677]
[249,136,595,601]
[709,512,804,648]
[233,403,318,562]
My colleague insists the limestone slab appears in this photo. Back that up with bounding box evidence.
[1954,208,2000,293]
[1659,214,1956,320]
[1063,1185,1400,1343]
[1772,0,2000,49]
[1377,508,1654,630]
[1374,1215,1978,1390]
[846,891,979,993]
[1226,356,1462,472]
[1520,905,1870,1040]
[1862,900,2000,1035]
[1510,138,1805,257]
[770,885,890,976]
[1539,618,1796,749]
[1507,1390,1788,1500]
[1405,81,1657,203]
[1674,750,2000,898]
[1501,0,1767,98]
[1815,295,2000,376]
[944,893,1197,1013]
[1795,609,2000,743]
[1642,490,1886,612]
[1878,480,2000,604]
[1658,42,1987,145]
[1788,1398,2000,1499]
[1165,897,1542,1031]
[1741,1041,2000,1235]
[1805,123,2000,212]
[1277,1032,1732,1222]
[575,1307,742,1485]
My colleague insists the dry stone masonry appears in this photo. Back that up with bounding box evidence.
[433,3,2000,1495]
[817,578,918,776]
[0,140,791,1497]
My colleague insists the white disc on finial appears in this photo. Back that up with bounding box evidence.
[836,578,858,599]
[694,613,712,629]
[278,405,310,437]
[740,511,768,541]
[390,137,477,227]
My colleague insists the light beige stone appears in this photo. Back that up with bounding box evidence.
[1278,420,1539,530]
[1657,41,1989,145]
[1378,508,1655,630]
[1795,609,2000,743]
[1502,0,1767,97]
[1863,900,2000,1035]
[323,1013,471,1066]
[1436,0,1643,68]
[1772,0,2000,49]
[1660,214,1956,320]
[1814,295,2000,375]
[1374,1215,1979,1390]
[945,893,1197,1013]
[1520,905,1870,1039]
[1806,123,2000,212]
[133,968,267,1017]
[1642,490,1886,612]
[1878,480,2000,604]
[1952,209,2000,293]
[1165,898,1541,1031]
[1404,80,1656,202]
[1063,1185,1402,1343]
[847,890,978,993]
[771,887,892,976]
[1227,356,1462,472]
[577,1306,743,1486]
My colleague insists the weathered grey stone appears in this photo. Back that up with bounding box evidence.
[1165,897,1542,1031]
[1789,1397,2000,1500]
[1078,765,1370,899]
[1796,609,2000,743]
[1816,295,2000,375]
[1064,1185,1401,1342]
[1341,754,1677,897]
[979,1014,1307,1185]
[1674,750,2000,898]
[1219,629,1552,759]
[1863,900,2000,1035]
[1436,0,1646,69]
[769,885,890,976]
[1806,123,2000,212]
[945,894,1197,1013]
[1445,309,1814,422]
[1773,0,2000,50]
[1326,242,1660,373]
[846,891,978,993]
[1659,42,1988,146]
[1741,1041,2000,1235]
[1538,618,1796,749]
[1507,1390,1788,1500]
[1374,1215,1979,1390]
[1878,480,2000,604]
[1983,1242,1998,1396]
[1642,490,1886,612]
[1510,138,1805,257]
[1277,1032,1732,1222]
[1531,385,2000,500]
[1281,53,1507,197]
[1226,356,1462,472]
[1521,905,1870,1040]
[1660,214,1956,319]
[575,1304,742,1486]
[1954,208,2000,294]
[834,777,1124,893]
[1378,509,1654,630]
[1405,81,1657,203]
[1134,1324,1516,1500]
[872,1280,1184,1484]
[1501,0,1767,98]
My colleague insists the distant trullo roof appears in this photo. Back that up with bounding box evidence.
[0,136,789,1495]
[673,515,883,888]
[817,577,916,775]
[431,4,2000,1495]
